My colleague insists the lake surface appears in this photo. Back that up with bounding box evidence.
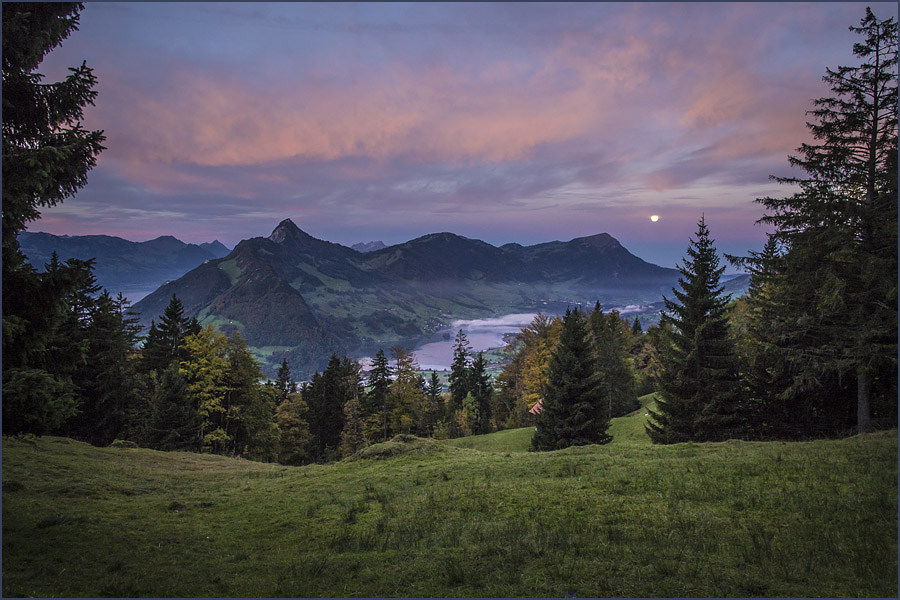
[408,303,655,371]
[413,313,539,371]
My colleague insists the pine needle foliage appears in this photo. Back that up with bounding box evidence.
[647,217,744,444]
[532,308,612,450]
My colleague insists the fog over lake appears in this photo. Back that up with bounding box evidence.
[410,304,652,371]
[413,313,539,371]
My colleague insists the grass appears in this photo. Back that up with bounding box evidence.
[3,421,897,597]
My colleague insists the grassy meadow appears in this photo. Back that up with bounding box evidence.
[2,398,897,598]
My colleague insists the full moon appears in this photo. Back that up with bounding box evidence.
[650,215,660,222]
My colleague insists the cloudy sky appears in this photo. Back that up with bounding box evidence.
[34,2,893,268]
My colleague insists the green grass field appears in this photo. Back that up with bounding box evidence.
[2,402,897,597]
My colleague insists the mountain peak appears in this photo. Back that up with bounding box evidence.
[575,232,620,250]
[352,240,387,253]
[269,219,311,245]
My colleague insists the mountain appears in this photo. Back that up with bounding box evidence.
[352,240,386,252]
[133,219,681,377]
[17,231,231,300]
[199,240,231,258]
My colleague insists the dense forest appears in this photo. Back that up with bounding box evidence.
[2,4,896,464]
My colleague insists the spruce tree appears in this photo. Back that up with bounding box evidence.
[532,308,611,451]
[647,217,745,444]
[448,329,472,413]
[142,294,198,373]
[274,358,296,406]
[751,7,897,433]
[366,349,392,441]
[468,352,493,434]
[2,2,105,434]
[590,304,639,419]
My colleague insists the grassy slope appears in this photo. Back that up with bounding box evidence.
[2,413,896,597]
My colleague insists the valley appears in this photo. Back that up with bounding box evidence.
[132,219,692,377]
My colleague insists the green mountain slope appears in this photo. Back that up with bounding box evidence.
[3,431,896,597]
[133,219,682,376]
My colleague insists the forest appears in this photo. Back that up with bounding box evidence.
[2,4,897,464]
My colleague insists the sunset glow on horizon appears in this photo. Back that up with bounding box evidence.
[32,2,893,268]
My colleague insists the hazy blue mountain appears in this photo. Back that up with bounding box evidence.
[133,219,682,377]
[351,240,386,252]
[199,240,231,258]
[17,231,231,300]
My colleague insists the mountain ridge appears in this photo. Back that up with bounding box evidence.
[17,231,232,299]
[133,220,682,377]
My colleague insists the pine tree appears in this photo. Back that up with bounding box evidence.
[751,7,897,433]
[142,294,199,373]
[143,364,197,451]
[647,217,745,444]
[65,291,142,446]
[305,355,360,460]
[448,329,472,414]
[589,304,639,419]
[274,358,295,406]
[2,3,105,435]
[366,349,392,441]
[468,352,493,434]
[631,316,643,336]
[532,308,611,451]
[420,370,444,434]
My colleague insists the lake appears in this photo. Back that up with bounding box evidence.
[412,313,539,371]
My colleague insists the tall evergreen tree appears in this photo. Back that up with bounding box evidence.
[468,352,493,434]
[142,364,197,451]
[532,308,611,451]
[274,358,296,406]
[2,2,105,434]
[589,304,639,419]
[366,349,392,441]
[448,329,472,414]
[647,217,745,444]
[142,294,199,373]
[64,291,142,446]
[421,370,444,434]
[750,7,897,433]
[305,355,360,460]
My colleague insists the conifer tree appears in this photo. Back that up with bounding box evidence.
[750,7,897,433]
[647,217,745,443]
[420,370,444,434]
[631,316,643,336]
[590,304,639,419]
[367,349,393,441]
[143,364,197,451]
[448,329,472,414]
[1,2,105,434]
[468,352,493,434]
[142,294,200,373]
[532,308,611,451]
[274,358,296,406]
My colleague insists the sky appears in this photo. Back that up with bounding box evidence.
[32,1,896,269]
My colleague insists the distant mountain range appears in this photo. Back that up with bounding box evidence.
[351,240,387,252]
[17,232,230,299]
[133,219,685,377]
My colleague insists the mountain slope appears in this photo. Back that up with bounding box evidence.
[133,220,681,376]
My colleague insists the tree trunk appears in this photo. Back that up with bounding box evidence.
[857,363,873,433]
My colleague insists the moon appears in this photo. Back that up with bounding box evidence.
[650,215,660,222]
